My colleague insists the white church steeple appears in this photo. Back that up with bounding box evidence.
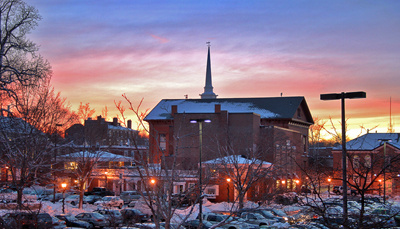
[200,42,217,99]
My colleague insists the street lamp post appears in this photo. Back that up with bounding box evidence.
[226,178,231,203]
[320,91,366,226]
[378,139,391,204]
[105,171,108,189]
[190,119,211,228]
[61,182,67,214]
[327,178,332,197]
[52,123,63,203]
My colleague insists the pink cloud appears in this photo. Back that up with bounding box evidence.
[150,34,169,43]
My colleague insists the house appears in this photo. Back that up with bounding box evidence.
[65,116,148,161]
[60,116,149,194]
[202,155,272,203]
[144,44,314,192]
[59,151,138,195]
[332,133,400,195]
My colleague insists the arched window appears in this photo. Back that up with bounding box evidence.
[353,155,360,169]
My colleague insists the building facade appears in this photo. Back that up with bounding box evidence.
[332,133,400,196]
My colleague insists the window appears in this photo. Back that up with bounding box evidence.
[204,185,219,198]
[109,161,124,168]
[365,155,371,168]
[159,134,166,151]
[65,162,78,170]
[353,155,360,169]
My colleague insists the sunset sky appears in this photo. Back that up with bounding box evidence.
[26,0,400,139]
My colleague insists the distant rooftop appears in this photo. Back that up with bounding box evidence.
[145,97,312,122]
[334,133,400,150]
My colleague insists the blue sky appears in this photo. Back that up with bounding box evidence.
[27,0,400,138]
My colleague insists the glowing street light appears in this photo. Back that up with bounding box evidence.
[328,178,332,197]
[61,182,67,213]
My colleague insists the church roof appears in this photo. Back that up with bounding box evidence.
[334,133,400,151]
[144,96,313,124]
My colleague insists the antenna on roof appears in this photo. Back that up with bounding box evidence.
[389,96,394,133]
[281,93,283,97]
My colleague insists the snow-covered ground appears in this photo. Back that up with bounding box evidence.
[2,192,400,228]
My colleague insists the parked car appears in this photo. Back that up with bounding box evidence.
[84,187,115,197]
[55,214,92,228]
[52,216,67,229]
[75,212,107,228]
[120,190,142,204]
[365,208,398,228]
[200,212,259,229]
[94,209,123,226]
[240,212,278,227]
[333,186,357,196]
[2,212,53,229]
[64,194,80,206]
[130,223,159,228]
[94,196,124,208]
[120,208,149,224]
[84,195,103,204]
[236,208,286,223]
[42,192,69,202]
[182,219,216,229]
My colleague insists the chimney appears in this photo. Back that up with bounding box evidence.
[171,105,178,116]
[127,120,132,129]
[113,117,118,126]
[215,104,221,113]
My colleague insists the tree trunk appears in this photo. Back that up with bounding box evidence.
[238,191,245,210]
[17,189,23,209]
[79,182,85,209]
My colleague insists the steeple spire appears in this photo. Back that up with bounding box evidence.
[200,42,217,99]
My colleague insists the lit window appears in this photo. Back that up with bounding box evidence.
[65,162,78,170]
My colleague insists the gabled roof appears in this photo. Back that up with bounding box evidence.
[334,133,400,151]
[60,151,133,162]
[144,97,313,124]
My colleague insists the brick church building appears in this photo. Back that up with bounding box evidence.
[144,44,314,191]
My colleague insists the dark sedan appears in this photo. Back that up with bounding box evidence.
[121,208,149,224]
[55,214,92,228]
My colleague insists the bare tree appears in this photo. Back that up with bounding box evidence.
[0,0,50,97]
[118,94,201,229]
[77,102,95,125]
[60,149,104,209]
[0,115,50,208]
[203,152,273,210]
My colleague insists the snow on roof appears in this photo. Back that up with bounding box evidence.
[60,151,133,162]
[0,116,39,134]
[144,97,306,121]
[334,133,400,151]
[202,155,272,167]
